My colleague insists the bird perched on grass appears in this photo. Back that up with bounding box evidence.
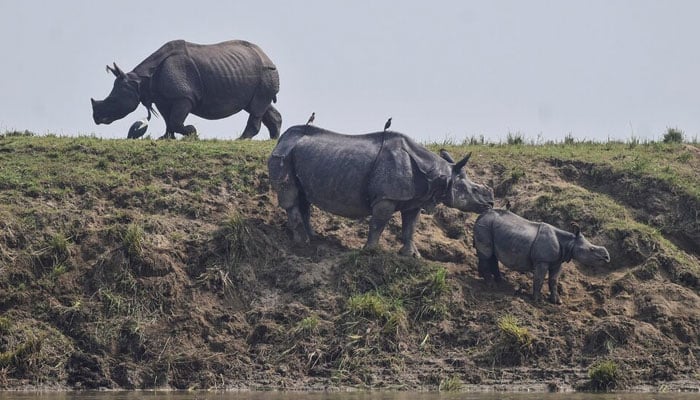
[306,112,315,125]
[127,119,148,139]
[384,117,392,131]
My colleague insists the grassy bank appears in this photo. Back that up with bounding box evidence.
[0,133,698,391]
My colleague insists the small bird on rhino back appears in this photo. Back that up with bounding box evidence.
[306,112,315,125]
[384,117,392,131]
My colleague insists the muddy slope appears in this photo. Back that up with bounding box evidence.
[0,136,698,391]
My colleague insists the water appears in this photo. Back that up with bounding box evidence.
[1,392,700,400]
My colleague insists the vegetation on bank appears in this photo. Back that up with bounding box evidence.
[0,131,698,391]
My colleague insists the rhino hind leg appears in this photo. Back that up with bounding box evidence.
[240,114,262,139]
[262,105,282,139]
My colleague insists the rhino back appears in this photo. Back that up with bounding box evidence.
[290,130,382,218]
[188,41,276,116]
[487,210,542,271]
[134,40,277,119]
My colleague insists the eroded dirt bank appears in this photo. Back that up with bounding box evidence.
[0,137,698,391]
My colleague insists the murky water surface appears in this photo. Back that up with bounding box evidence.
[1,392,700,400]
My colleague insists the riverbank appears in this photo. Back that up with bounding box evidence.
[0,134,698,391]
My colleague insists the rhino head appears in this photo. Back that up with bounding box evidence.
[570,223,611,267]
[439,150,494,213]
[91,63,140,125]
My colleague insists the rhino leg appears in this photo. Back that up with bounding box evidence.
[272,168,310,244]
[298,194,315,239]
[399,208,421,258]
[532,262,548,303]
[239,113,262,139]
[477,252,501,283]
[548,263,563,304]
[163,99,196,138]
[365,200,395,250]
[262,105,282,139]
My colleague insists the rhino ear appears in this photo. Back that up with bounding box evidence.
[107,62,126,79]
[453,152,472,172]
[571,222,581,237]
[439,149,455,163]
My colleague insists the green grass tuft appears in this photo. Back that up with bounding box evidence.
[588,360,623,391]
[123,223,145,259]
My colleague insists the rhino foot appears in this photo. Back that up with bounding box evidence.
[531,294,544,304]
[399,244,421,258]
[549,294,562,305]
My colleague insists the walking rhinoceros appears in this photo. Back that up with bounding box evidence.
[473,208,610,304]
[268,125,494,257]
[91,39,281,139]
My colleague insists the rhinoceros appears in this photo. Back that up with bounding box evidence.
[473,208,610,304]
[91,39,281,139]
[268,125,494,257]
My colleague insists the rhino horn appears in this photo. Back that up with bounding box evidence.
[453,152,472,172]
[439,149,455,163]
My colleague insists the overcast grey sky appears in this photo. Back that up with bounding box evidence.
[1,0,698,142]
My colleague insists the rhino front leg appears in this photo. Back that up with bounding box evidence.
[399,208,421,258]
[532,262,548,303]
[166,99,197,139]
[262,105,282,139]
[286,206,310,244]
[365,200,395,250]
[548,263,563,304]
[298,195,316,239]
[477,252,501,284]
[165,99,197,138]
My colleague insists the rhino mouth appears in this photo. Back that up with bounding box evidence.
[95,116,115,125]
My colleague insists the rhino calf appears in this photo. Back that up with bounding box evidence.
[473,209,610,304]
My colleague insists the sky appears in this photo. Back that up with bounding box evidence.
[1,0,699,143]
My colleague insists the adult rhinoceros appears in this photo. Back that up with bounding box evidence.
[268,125,494,257]
[473,209,611,304]
[91,39,281,139]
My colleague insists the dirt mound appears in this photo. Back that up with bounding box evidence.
[0,137,698,391]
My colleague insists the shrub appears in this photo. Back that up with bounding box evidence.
[663,127,684,143]
[506,132,524,145]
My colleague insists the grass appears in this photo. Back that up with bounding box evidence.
[291,315,320,336]
[123,223,145,259]
[588,360,623,391]
[433,140,699,200]
[439,375,463,391]
[497,314,532,348]
[488,314,534,366]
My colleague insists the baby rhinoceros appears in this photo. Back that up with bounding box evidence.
[473,209,610,304]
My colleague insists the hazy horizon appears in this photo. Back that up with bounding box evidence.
[1,1,699,142]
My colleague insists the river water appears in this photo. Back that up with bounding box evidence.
[1,392,700,400]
